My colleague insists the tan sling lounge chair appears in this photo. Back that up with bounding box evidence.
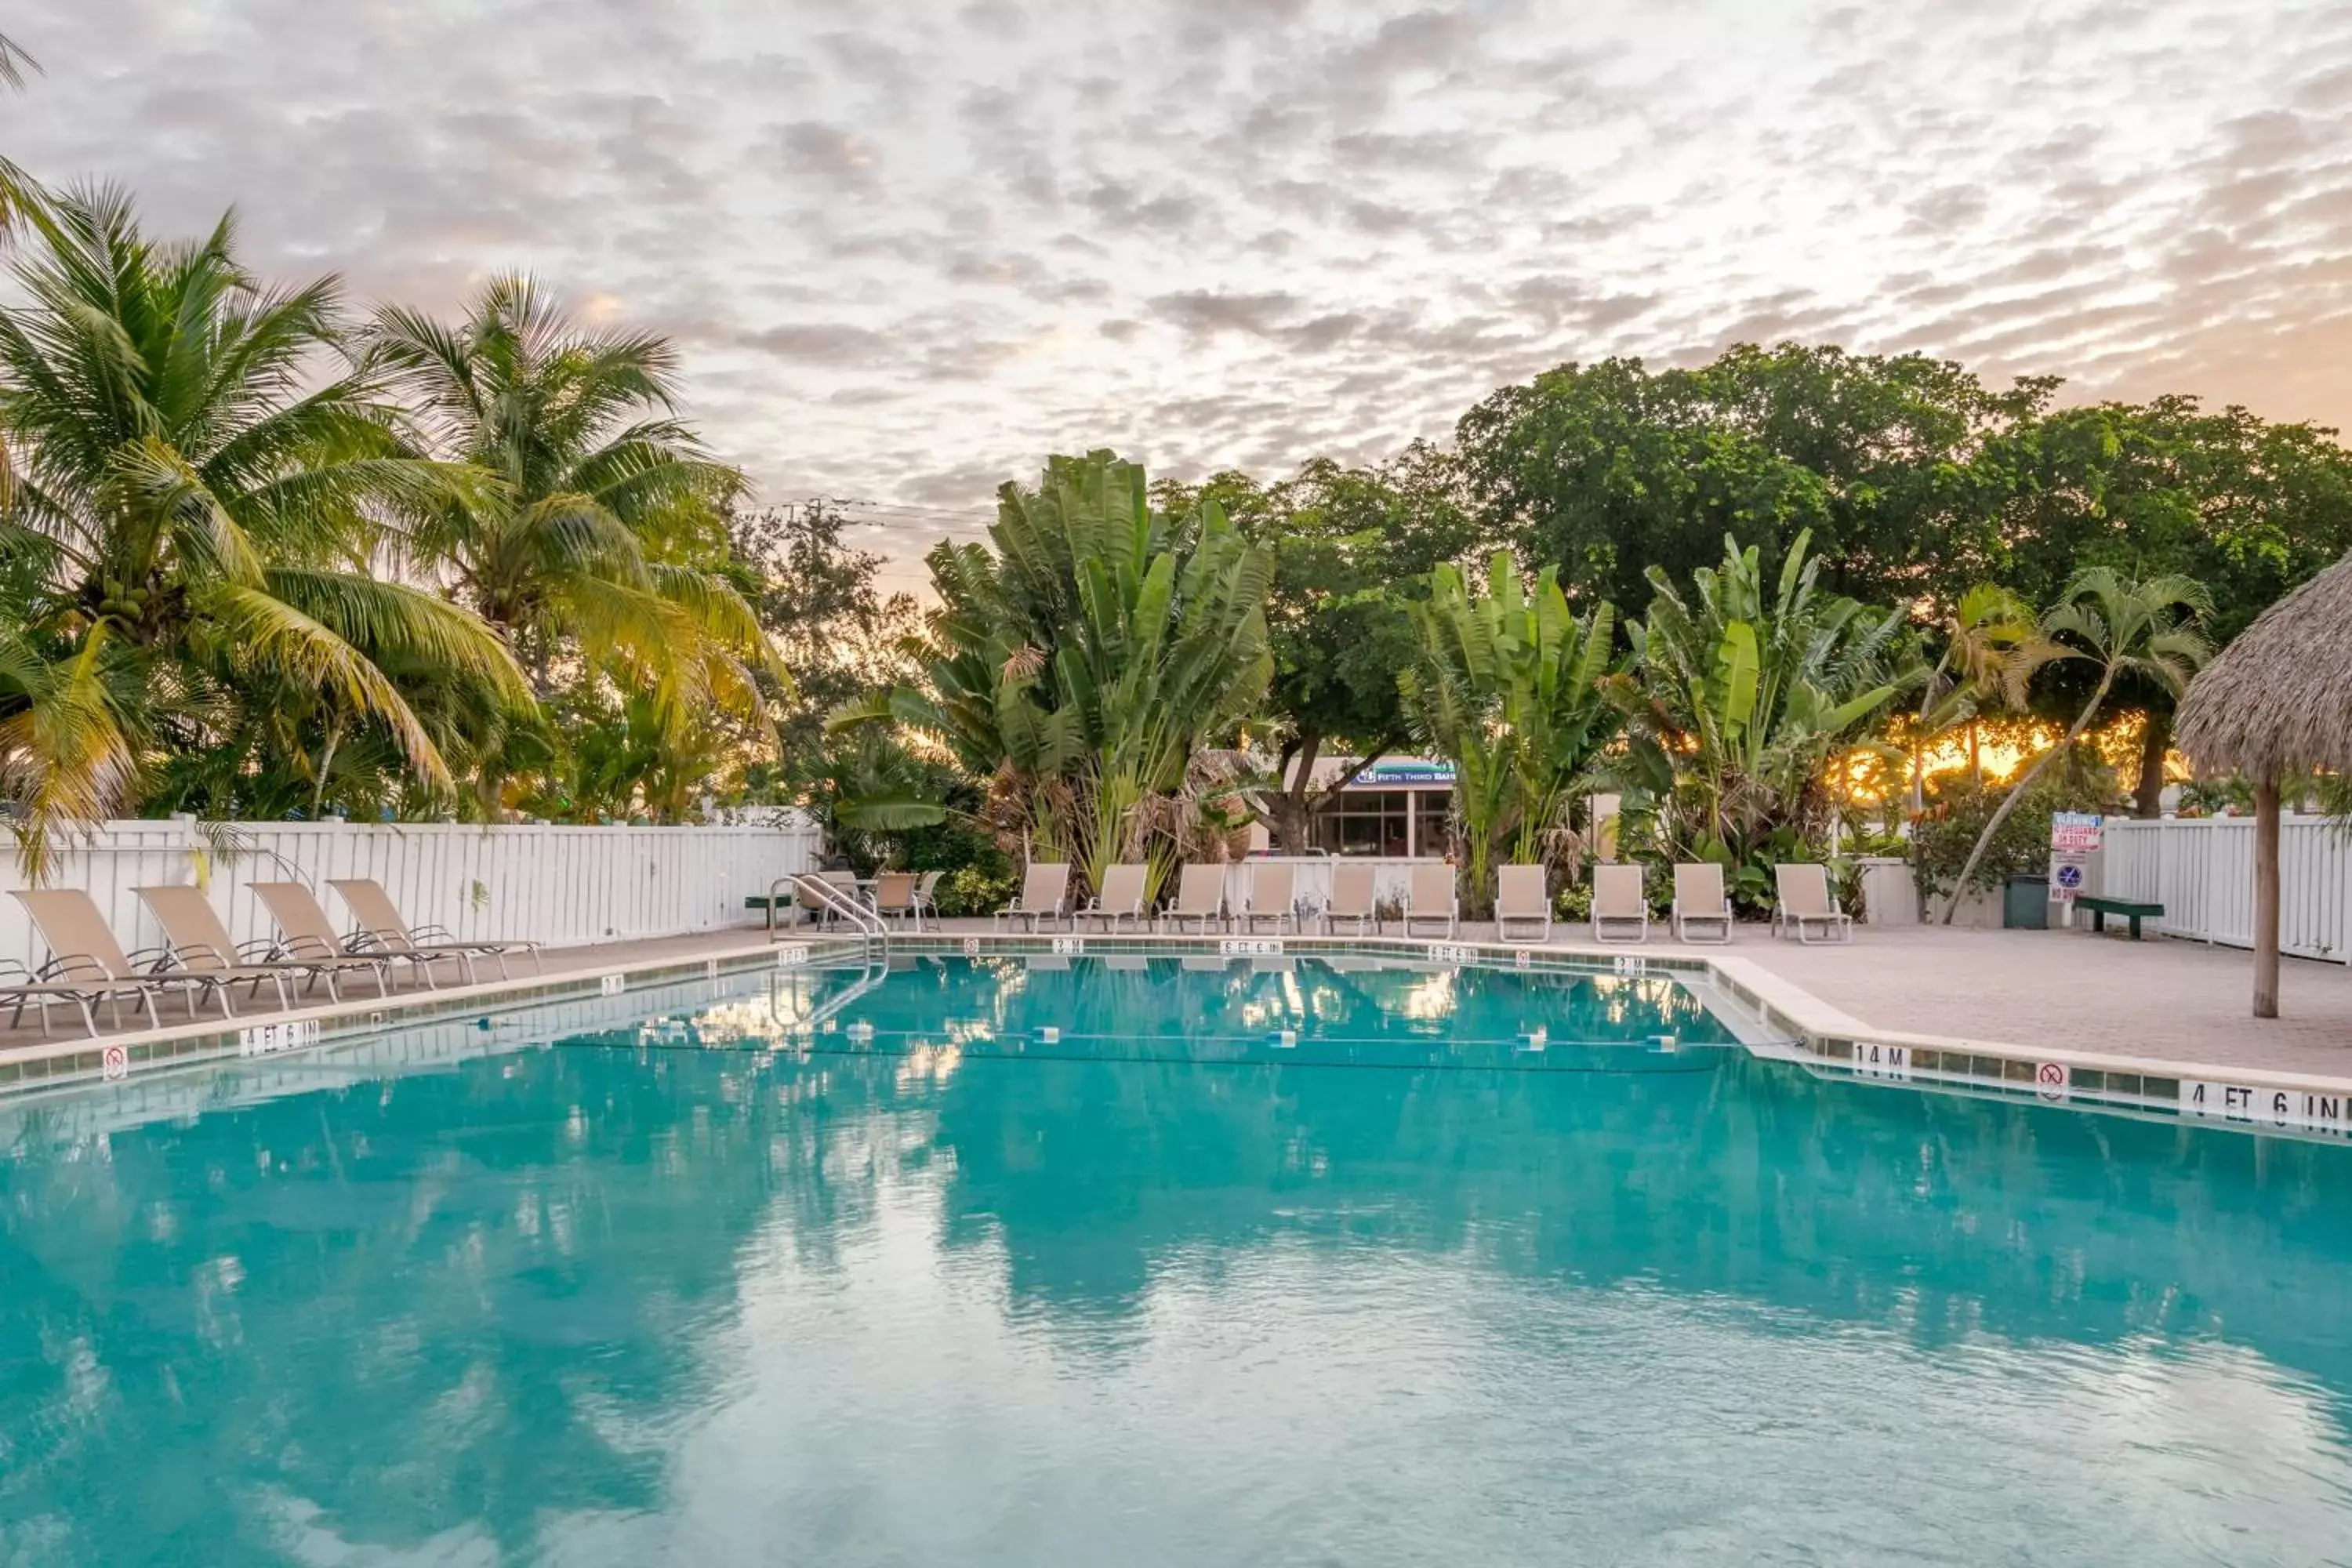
[1080,863,1149,932]
[136,883,381,1005]
[1772,863,1853,944]
[1324,862,1378,936]
[1402,863,1458,938]
[1158,863,1227,934]
[1591,863,1650,945]
[329,878,545,982]
[870,871,920,928]
[12,887,220,1025]
[252,881,462,990]
[1237,862,1298,935]
[1671,862,1735,944]
[994,862,1071,931]
[1495,864,1552,943]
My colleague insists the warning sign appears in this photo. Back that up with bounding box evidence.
[2049,811,2104,853]
[100,1044,128,1081]
[2035,1060,2070,1100]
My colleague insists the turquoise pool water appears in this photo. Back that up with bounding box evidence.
[2,954,2349,1565]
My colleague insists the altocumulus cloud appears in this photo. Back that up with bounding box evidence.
[8,0,2352,583]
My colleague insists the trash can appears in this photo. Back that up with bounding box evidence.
[2002,873,2049,929]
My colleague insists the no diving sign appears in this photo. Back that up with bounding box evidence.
[100,1044,128,1081]
[2035,1060,2070,1101]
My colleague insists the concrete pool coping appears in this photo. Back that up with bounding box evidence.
[2,925,2347,1143]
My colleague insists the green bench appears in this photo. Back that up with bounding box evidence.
[2075,895,2162,939]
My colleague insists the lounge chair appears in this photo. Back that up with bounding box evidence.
[1671,862,1735,944]
[1237,862,1298,935]
[136,883,382,1004]
[1495,864,1552,943]
[1402,863,1457,938]
[1772,862,1853,944]
[329,878,545,982]
[994,862,1071,931]
[0,954,162,1038]
[1591,863,1650,945]
[11,887,218,1026]
[1324,862,1378,935]
[792,869,864,927]
[1158,863,1228,934]
[1080,863,1149,932]
[911,869,944,927]
[870,871,919,927]
[252,881,465,990]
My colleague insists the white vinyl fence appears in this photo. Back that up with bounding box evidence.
[0,817,822,972]
[2096,816,2352,963]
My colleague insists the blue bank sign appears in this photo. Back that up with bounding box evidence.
[1355,760,1457,787]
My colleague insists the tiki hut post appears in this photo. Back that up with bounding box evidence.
[2176,553,2352,1020]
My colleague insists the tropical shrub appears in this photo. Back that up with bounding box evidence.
[1400,550,1617,913]
[836,451,1272,897]
[1609,529,1911,901]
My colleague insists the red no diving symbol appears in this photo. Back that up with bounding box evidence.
[100,1044,128,1081]
[2035,1061,2069,1098]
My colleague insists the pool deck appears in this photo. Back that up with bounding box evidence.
[4,916,2349,1095]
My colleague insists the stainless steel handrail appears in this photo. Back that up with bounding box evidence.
[774,873,888,959]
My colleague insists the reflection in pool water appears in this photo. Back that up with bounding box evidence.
[1,956,2347,1566]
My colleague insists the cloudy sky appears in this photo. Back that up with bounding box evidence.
[9,0,2352,587]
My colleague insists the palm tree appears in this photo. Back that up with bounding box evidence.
[365,277,783,754]
[1937,568,2212,922]
[0,187,527,868]
[0,30,40,241]
[1907,584,2053,809]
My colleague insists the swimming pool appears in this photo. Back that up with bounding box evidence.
[2,953,2347,1565]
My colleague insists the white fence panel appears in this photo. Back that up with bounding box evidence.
[0,817,821,971]
[2098,817,2352,962]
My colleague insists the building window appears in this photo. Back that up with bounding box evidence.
[1314,790,1411,856]
[1414,792,1454,858]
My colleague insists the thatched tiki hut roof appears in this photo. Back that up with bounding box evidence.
[2176,552,2352,1018]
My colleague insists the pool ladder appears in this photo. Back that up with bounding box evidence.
[774,873,890,961]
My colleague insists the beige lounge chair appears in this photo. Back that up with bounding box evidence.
[994,862,1071,931]
[1773,863,1853,944]
[137,883,383,1004]
[1402,863,1457,938]
[870,871,919,927]
[792,869,866,926]
[329,878,544,982]
[1158,863,1228,934]
[1672,862,1734,944]
[1325,862,1378,935]
[1080,863,1149,932]
[12,887,218,1026]
[1591,863,1650,945]
[0,954,151,1038]
[910,869,944,926]
[1495,864,1552,943]
[1238,862,1298,935]
[253,881,463,990]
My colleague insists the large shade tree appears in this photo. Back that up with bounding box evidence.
[1160,446,1478,852]
[1455,343,2050,615]
[1976,397,2352,815]
[0,188,525,865]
